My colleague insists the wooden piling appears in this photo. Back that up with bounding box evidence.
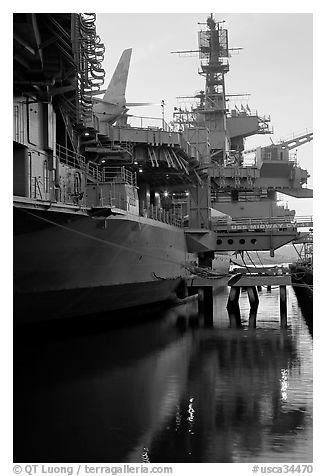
[248,308,258,328]
[198,288,205,317]
[198,287,214,327]
[227,286,240,307]
[280,285,287,328]
[204,287,214,327]
[247,287,259,308]
[226,271,291,329]
[228,305,242,328]
[247,286,259,328]
[227,287,242,328]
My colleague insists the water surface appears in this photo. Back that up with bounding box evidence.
[14,285,312,463]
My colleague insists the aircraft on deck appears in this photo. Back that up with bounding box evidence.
[92,48,153,124]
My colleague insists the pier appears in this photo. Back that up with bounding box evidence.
[185,276,223,327]
[227,272,291,328]
[186,265,291,328]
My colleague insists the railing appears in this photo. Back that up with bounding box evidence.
[229,108,259,118]
[129,115,171,132]
[293,216,313,228]
[107,141,134,156]
[86,162,103,181]
[212,215,313,233]
[86,163,137,186]
[140,205,183,228]
[278,129,312,144]
[101,166,137,186]
[56,144,86,170]
[213,215,297,233]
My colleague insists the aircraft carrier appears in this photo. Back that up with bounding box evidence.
[13,13,312,322]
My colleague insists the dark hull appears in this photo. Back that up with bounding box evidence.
[290,264,313,335]
[14,280,183,323]
[13,204,193,322]
[290,264,313,302]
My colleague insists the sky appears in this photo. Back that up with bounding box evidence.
[95,12,313,216]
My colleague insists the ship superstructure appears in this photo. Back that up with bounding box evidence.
[13,13,210,321]
[171,14,312,221]
[168,14,312,264]
[13,13,312,322]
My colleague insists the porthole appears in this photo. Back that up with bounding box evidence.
[239,238,245,244]
[251,238,257,244]
[216,239,222,245]
[228,239,234,245]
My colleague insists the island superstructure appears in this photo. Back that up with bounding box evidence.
[13,13,312,322]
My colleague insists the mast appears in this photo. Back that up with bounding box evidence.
[197,14,229,163]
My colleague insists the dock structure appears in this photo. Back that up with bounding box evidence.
[186,266,291,329]
[227,270,291,328]
[185,275,229,327]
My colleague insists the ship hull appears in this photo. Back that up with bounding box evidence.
[13,205,193,322]
[14,280,182,323]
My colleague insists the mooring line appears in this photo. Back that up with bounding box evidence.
[20,208,188,268]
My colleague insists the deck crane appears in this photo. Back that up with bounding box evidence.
[278,131,313,150]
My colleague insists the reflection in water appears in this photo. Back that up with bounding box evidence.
[14,287,312,463]
[146,328,309,463]
[280,368,288,402]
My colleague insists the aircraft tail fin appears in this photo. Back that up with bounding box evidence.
[103,48,132,105]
